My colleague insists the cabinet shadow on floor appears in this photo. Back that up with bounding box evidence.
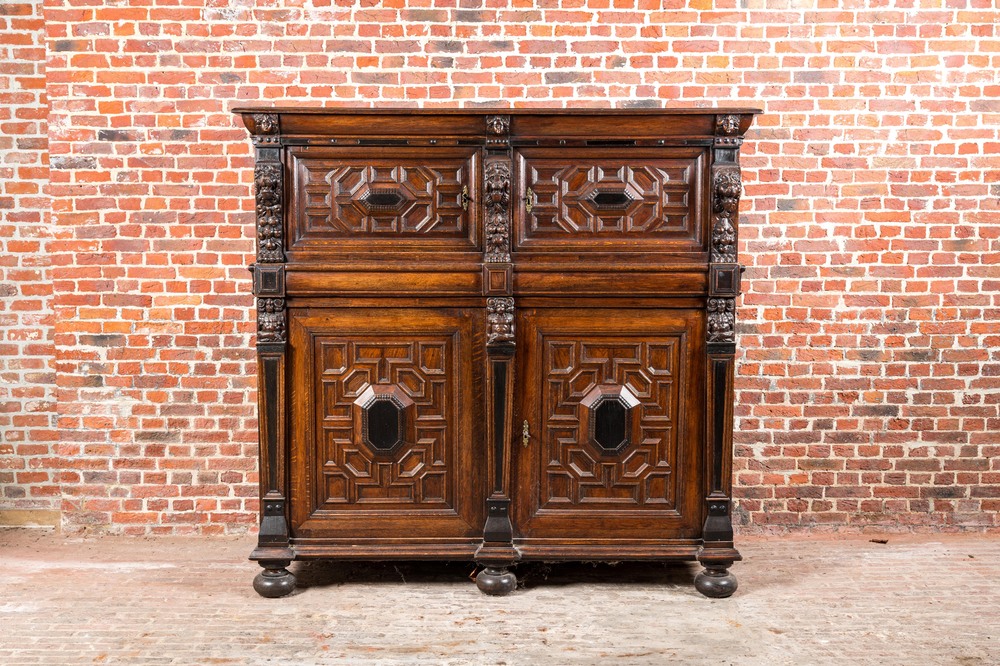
[292,559,697,591]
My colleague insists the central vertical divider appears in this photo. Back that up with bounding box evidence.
[475,115,519,595]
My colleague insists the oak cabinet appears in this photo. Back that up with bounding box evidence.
[236,107,759,598]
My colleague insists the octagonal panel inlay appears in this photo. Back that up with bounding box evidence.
[589,189,636,210]
[353,384,415,457]
[366,399,402,450]
[580,384,640,454]
[359,188,406,212]
[593,399,628,449]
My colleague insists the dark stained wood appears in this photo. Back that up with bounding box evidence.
[238,107,758,598]
[474,125,518,592]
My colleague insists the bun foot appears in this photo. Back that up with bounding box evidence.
[253,562,296,598]
[695,566,738,598]
[476,566,517,596]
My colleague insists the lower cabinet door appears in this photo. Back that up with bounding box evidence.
[288,307,485,541]
[512,307,705,543]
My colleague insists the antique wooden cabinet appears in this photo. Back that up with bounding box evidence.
[235,107,759,598]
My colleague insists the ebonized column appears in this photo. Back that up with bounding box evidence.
[247,113,296,598]
[696,113,745,598]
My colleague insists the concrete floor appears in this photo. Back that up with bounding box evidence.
[0,529,996,665]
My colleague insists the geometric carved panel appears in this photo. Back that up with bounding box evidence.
[540,337,680,508]
[516,148,705,251]
[292,150,476,246]
[315,337,452,506]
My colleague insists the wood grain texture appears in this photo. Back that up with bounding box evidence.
[288,307,485,542]
[287,145,480,257]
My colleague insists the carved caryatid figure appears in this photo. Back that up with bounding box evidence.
[257,298,286,344]
[486,297,515,345]
[711,169,741,264]
[707,297,735,343]
[255,162,283,263]
[484,161,511,263]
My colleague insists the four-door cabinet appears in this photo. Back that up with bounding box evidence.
[235,107,759,598]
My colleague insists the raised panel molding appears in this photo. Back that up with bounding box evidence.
[288,147,480,252]
[305,164,467,234]
[528,164,691,233]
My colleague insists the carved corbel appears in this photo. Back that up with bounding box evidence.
[714,113,742,148]
[257,298,286,344]
[252,113,279,145]
[485,114,510,148]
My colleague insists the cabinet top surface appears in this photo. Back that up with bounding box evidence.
[233,106,762,116]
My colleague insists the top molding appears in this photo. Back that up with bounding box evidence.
[233,106,763,115]
[235,107,762,140]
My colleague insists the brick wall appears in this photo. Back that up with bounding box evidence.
[0,0,58,526]
[4,0,998,534]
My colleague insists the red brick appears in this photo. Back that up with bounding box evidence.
[1,0,996,536]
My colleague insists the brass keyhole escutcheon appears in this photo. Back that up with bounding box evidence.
[522,420,530,448]
[524,187,534,214]
[460,185,470,211]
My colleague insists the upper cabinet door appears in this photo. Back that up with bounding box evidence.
[513,146,708,254]
[287,145,481,257]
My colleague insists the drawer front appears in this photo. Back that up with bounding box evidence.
[288,146,480,254]
[512,307,705,540]
[288,307,485,540]
[514,146,707,253]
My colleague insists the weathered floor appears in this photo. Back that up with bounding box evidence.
[0,529,996,665]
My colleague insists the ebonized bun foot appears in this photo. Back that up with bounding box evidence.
[476,567,517,596]
[253,562,296,598]
[694,566,738,598]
